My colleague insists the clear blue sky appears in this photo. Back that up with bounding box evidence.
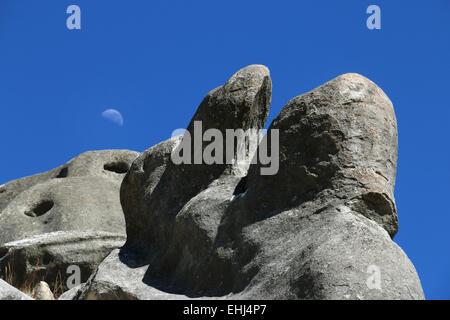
[0,1,448,299]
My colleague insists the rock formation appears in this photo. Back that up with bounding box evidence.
[0,150,137,296]
[0,279,33,300]
[0,231,125,294]
[0,150,138,245]
[32,281,55,300]
[0,65,424,300]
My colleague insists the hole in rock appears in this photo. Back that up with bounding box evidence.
[56,167,68,178]
[104,161,129,174]
[24,200,54,218]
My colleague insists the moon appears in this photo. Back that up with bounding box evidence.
[101,109,123,126]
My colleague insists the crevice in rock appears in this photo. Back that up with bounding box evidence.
[104,161,130,174]
[233,176,248,196]
[55,167,68,178]
[24,200,54,218]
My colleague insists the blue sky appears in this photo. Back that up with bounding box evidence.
[0,1,449,299]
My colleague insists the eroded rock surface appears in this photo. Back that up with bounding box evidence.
[0,279,33,300]
[0,66,423,300]
[58,284,84,300]
[32,281,55,300]
[0,150,136,296]
[0,231,125,295]
[0,150,138,244]
[80,66,424,300]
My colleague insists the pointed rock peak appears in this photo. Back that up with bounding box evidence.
[188,64,272,132]
[244,73,399,236]
[329,73,394,111]
[223,65,271,92]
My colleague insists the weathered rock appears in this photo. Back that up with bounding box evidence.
[0,150,138,245]
[0,231,125,294]
[0,150,139,214]
[95,67,423,300]
[228,208,423,299]
[55,150,139,182]
[58,284,84,300]
[120,136,182,252]
[32,281,55,300]
[78,249,193,300]
[0,279,33,300]
[234,73,399,237]
[121,65,271,253]
[1,66,424,300]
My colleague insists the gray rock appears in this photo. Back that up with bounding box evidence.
[58,284,84,300]
[0,176,125,244]
[0,66,424,300]
[237,73,399,237]
[121,65,271,253]
[0,150,139,214]
[32,281,55,300]
[0,279,33,300]
[78,249,192,300]
[98,67,423,300]
[56,150,139,182]
[229,208,423,300]
[120,136,182,252]
[0,231,125,295]
[0,150,138,245]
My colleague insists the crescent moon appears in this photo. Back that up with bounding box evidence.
[102,109,123,126]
